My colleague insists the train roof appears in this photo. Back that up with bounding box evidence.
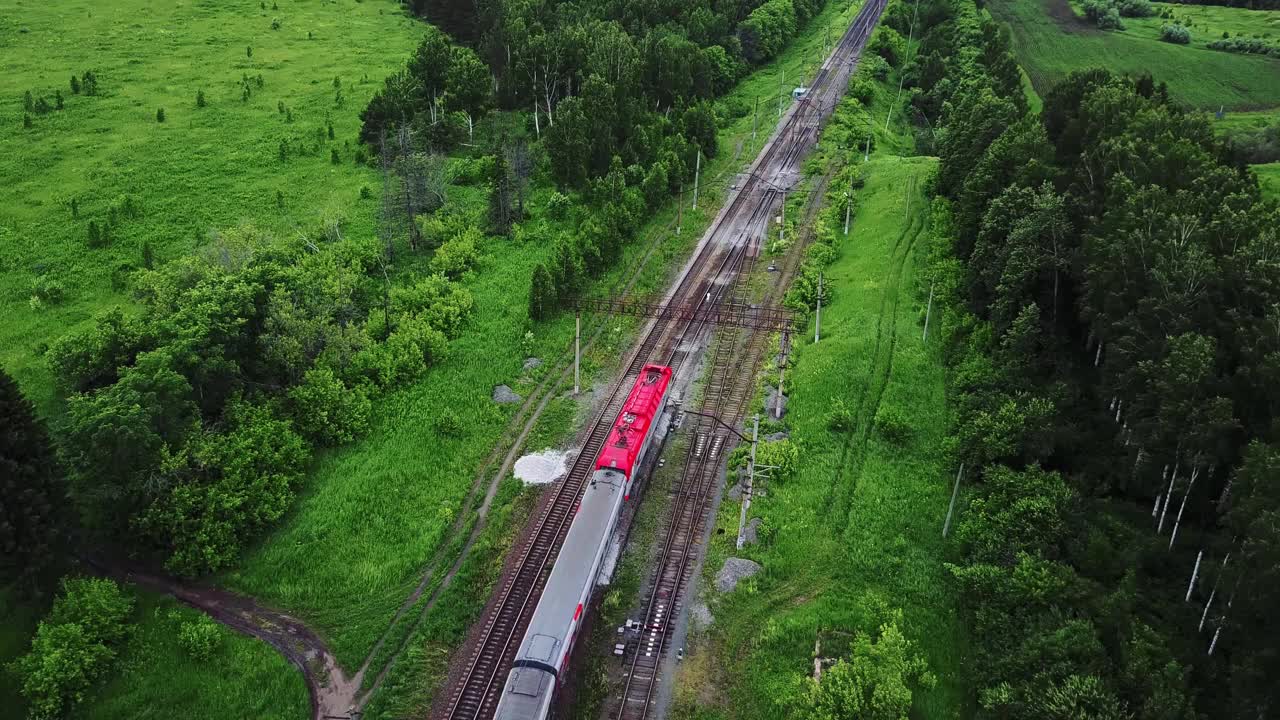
[514,468,627,671]
[595,364,672,477]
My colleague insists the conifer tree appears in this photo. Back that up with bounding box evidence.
[528,263,556,320]
[0,368,67,587]
[488,150,515,235]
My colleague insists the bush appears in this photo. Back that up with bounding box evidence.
[827,398,854,433]
[849,76,877,105]
[176,615,220,661]
[430,227,481,279]
[196,89,206,108]
[9,578,134,720]
[156,107,165,123]
[31,275,66,305]
[545,191,571,220]
[874,405,912,444]
[1208,37,1280,58]
[1160,24,1191,45]
[433,408,463,437]
[288,366,372,445]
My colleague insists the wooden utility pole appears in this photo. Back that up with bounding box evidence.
[814,273,823,344]
[692,149,701,211]
[574,310,581,395]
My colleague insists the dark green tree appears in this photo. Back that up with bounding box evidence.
[0,369,68,588]
[528,263,556,320]
[488,149,516,235]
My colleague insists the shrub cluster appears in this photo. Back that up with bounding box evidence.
[49,224,474,575]
[1208,36,1280,57]
[8,578,134,720]
[1082,0,1153,29]
[1160,23,1192,44]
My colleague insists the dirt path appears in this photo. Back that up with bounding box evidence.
[86,557,358,720]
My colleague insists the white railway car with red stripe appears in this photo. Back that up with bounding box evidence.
[494,364,673,720]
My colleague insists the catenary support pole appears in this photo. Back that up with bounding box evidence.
[737,415,760,550]
[780,189,786,244]
[843,191,851,235]
[943,463,965,537]
[752,96,759,143]
[923,282,935,342]
[574,311,581,395]
[776,333,788,419]
[779,71,785,118]
[677,185,683,235]
[814,272,823,344]
[692,149,701,211]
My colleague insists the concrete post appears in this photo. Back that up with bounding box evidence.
[692,149,701,211]
[574,311,581,395]
[814,272,823,344]
[737,415,760,550]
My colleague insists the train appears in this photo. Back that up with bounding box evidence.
[494,364,673,720]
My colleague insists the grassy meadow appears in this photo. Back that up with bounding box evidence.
[984,0,1280,109]
[1126,2,1280,51]
[1257,162,1280,198]
[82,591,310,720]
[0,0,424,410]
[673,68,970,716]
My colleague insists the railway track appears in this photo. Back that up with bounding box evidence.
[439,3,885,718]
[609,2,887,718]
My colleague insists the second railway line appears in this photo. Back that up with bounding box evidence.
[437,2,888,719]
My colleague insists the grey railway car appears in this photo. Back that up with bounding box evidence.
[494,379,670,720]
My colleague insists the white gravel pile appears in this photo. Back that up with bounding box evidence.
[514,449,570,486]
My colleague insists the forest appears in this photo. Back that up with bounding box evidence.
[908,0,1280,716]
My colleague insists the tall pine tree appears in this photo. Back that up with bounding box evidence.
[488,149,516,236]
[0,368,67,589]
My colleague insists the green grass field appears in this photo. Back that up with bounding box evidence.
[83,590,310,720]
[1127,2,1280,51]
[985,0,1280,109]
[1257,162,1280,198]
[0,0,423,411]
[675,83,970,716]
